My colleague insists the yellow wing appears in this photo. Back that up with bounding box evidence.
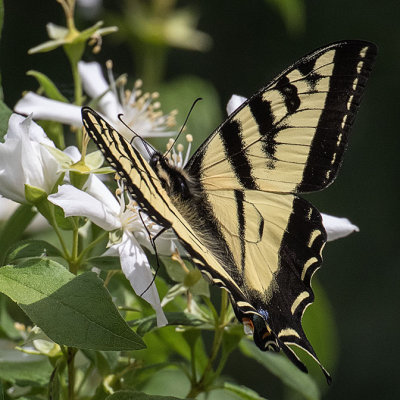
[187,41,377,193]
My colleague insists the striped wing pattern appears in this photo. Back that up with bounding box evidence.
[187,40,377,193]
[82,109,253,306]
[81,40,376,382]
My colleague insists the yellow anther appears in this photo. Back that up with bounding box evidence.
[106,59,113,69]
[134,79,143,89]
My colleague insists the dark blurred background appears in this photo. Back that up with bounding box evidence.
[1,0,399,399]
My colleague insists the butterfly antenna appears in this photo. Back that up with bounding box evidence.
[164,97,202,158]
[117,113,155,159]
[137,209,167,298]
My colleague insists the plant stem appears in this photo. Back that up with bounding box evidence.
[69,225,80,275]
[67,347,77,400]
[186,291,229,398]
[48,204,71,260]
[75,230,108,265]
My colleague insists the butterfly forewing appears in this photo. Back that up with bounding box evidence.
[82,107,252,306]
[187,40,377,193]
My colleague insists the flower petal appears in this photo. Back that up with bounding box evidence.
[116,232,167,327]
[0,115,60,203]
[48,184,121,231]
[84,175,120,215]
[14,92,82,126]
[78,61,121,118]
[226,95,247,116]
[321,213,359,241]
[63,146,82,163]
[0,136,27,203]
[46,23,68,40]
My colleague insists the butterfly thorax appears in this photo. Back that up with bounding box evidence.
[149,152,198,202]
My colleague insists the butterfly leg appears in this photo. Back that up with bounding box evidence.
[137,209,168,297]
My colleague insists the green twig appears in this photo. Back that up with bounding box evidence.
[75,229,108,265]
[69,225,80,275]
[67,347,77,400]
[186,291,229,397]
[49,204,70,260]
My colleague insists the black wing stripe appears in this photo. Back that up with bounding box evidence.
[220,120,259,190]
[298,42,377,192]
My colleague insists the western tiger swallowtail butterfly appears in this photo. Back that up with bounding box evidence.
[82,40,377,382]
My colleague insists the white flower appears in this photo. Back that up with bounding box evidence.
[226,94,247,116]
[15,93,82,126]
[226,94,360,241]
[0,114,61,203]
[48,177,169,326]
[15,62,177,143]
[321,213,359,241]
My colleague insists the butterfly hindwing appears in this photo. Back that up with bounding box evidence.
[203,188,329,376]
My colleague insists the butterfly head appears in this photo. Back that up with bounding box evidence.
[150,152,193,201]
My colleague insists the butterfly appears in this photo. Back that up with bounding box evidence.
[82,40,377,383]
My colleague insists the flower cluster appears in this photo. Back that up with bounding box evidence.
[5,60,180,324]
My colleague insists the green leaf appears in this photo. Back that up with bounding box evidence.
[137,369,191,398]
[0,380,3,400]
[52,203,80,230]
[0,99,11,137]
[38,120,65,150]
[26,70,68,102]
[161,255,186,282]
[0,204,36,266]
[106,390,188,400]
[0,346,53,386]
[0,259,145,350]
[162,256,209,297]
[222,326,243,357]
[86,256,121,271]
[81,349,119,376]
[161,283,187,307]
[182,328,209,371]
[4,239,62,264]
[189,272,210,297]
[223,382,267,400]
[0,294,22,340]
[239,340,320,400]
[133,312,204,336]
